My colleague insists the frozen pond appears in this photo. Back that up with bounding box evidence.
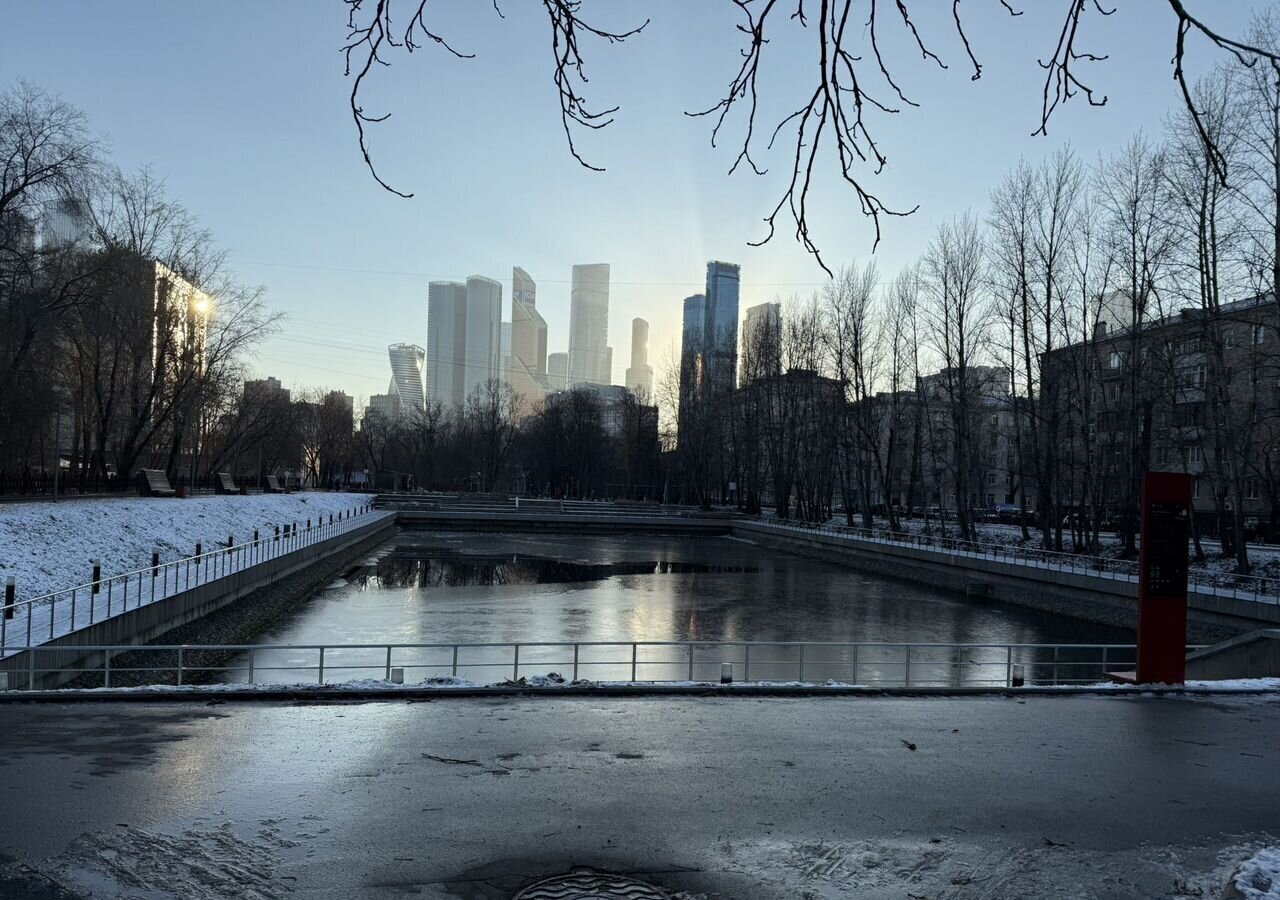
[227,530,1134,686]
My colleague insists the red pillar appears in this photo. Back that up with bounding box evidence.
[1136,472,1192,684]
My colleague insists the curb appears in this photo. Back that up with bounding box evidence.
[1,683,1277,703]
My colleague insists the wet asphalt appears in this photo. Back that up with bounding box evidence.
[0,694,1277,899]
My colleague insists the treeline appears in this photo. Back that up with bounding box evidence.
[356,381,661,499]
[0,82,275,487]
[668,9,1280,575]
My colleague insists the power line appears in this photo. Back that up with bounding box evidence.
[234,258,844,288]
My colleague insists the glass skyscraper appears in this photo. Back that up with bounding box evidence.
[703,261,741,396]
[387,343,426,415]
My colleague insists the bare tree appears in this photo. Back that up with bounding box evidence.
[339,5,1280,272]
[921,212,991,543]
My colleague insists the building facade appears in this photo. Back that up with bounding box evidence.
[568,263,610,386]
[742,301,782,382]
[547,352,569,392]
[426,281,467,407]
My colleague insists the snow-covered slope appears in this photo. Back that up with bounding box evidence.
[0,493,374,601]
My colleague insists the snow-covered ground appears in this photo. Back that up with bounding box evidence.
[1235,847,1280,899]
[0,492,375,601]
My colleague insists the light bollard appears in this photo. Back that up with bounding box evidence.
[721,663,733,684]
[91,559,102,595]
[3,576,14,620]
[151,550,160,578]
[274,526,280,543]
[195,542,202,557]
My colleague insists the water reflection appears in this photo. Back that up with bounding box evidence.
[232,531,1134,686]
[364,554,759,588]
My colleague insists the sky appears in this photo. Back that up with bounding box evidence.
[1,1,1270,403]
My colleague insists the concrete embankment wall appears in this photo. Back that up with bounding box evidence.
[1,513,396,689]
[729,520,1277,642]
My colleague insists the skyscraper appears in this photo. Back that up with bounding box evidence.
[426,281,467,407]
[464,275,503,400]
[625,318,653,398]
[741,301,783,382]
[704,261,741,395]
[547,352,569,391]
[605,347,613,386]
[678,293,707,443]
[387,343,426,415]
[510,266,549,411]
[568,263,610,386]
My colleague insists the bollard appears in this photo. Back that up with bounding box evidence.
[721,662,733,684]
[274,526,279,543]
[228,535,234,550]
[1011,664,1025,688]
[329,513,333,524]
[3,577,14,620]
[195,542,202,557]
[306,519,311,530]
[151,549,160,578]
[253,528,259,543]
[390,667,404,685]
[91,559,101,595]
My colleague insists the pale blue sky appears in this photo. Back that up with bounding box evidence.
[1,1,1266,400]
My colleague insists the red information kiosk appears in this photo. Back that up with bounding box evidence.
[1135,472,1192,684]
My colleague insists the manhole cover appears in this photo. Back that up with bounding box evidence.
[512,870,670,899]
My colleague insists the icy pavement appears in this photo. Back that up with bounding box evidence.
[0,492,374,601]
[0,693,1277,898]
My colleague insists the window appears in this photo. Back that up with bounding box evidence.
[1188,446,1203,464]
[986,493,995,505]
[1225,330,1236,348]
[1156,446,1171,465]
[1195,364,1206,388]
[1108,350,1123,369]
[1247,478,1260,500]
[1254,323,1266,345]
[990,414,998,426]
[1193,479,1201,500]
[987,472,997,485]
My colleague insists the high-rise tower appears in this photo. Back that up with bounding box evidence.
[703,261,741,395]
[387,343,426,415]
[427,281,467,407]
[463,275,502,400]
[510,266,549,411]
[625,318,653,398]
[568,263,610,386]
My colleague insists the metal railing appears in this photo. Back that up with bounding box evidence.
[0,640,1143,691]
[746,517,1280,605]
[0,505,388,655]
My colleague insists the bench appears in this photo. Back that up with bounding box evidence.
[137,468,176,498]
[265,474,286,494]
[214,471,237,495]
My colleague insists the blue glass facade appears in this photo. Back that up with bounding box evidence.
[704,261,741,395]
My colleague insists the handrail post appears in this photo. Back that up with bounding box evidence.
[688,643,694,681]
[247,647,254,685]
[177,647,184,686]
[1006,645,1013,688]
[903,644,911,687]
[744,644,751,682]
[452,645,459,677]
[103,650,111,688]
[513,644,520,681]
[573,643,579,682]
[317,647,325,684]
[385,645,392,681]
[631,643,637,682]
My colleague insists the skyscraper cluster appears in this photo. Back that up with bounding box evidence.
[367,263,650,422]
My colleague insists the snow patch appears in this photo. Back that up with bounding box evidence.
[1235,848,1280,899]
